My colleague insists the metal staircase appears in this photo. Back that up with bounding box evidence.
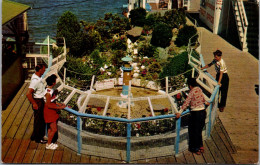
[232,0,249,52]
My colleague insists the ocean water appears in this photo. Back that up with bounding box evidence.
[12,0,127,42]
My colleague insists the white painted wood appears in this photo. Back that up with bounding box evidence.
[167,94,179,114]
[64,89,77,105]
[80,91,92,113]
[147,97,155,117]
[102,96,110,116]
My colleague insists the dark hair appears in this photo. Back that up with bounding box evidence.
[213,50,222,56]
[187,78,198,87]
[46,74,57,86]
[35,64,46,72]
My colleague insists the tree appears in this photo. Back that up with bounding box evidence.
[163,9,186,29]
[174,25,198,47]
[129,7,147,27]
[95,13,131,40]
[57,11,84,56]
[151,23,173,48]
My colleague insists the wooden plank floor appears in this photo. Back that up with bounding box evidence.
[2,82,236,164]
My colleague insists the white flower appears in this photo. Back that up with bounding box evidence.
[132,63,138,67]
[134,66,139,70]
[58,99,61,102]
[104,64,108,69]
[66,92,69,94]
[133,73,139,78]
[141,65,145,69]
[107,72,111,76]
[143,56,148,59]
[136,133,139,137]
[69,115,74,118]
[100,67,105,72]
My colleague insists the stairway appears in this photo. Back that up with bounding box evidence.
[231,0,249,52]
[244,1,259,58]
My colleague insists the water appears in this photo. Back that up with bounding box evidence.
[12,0,127,42]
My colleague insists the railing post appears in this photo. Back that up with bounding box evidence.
[166,77,168,94]
[175,117,181,154]
[126,123,131,163]
[90,75,95,91]
[207,103,213,138]
[77,116,82,155]
[63,68,66,84]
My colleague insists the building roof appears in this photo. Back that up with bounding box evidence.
[2,0,31,25]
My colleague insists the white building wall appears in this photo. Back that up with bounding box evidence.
[199,0,231,35]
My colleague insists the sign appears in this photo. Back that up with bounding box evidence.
[95,79,114,91]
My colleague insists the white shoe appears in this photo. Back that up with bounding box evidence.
[52,143,58,148]
[46,143,57,150]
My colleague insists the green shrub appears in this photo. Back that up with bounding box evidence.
[159,51,191,79]
[163,9,186,29]
[129,7,147,27]
[111,37,127,51]
[151,23,173,48]
[138,43,157,58]
[157,47,168,60]
[90,49,104,68]
[65,56,93,80]
[145,12,164,29]
[175,25,198,47]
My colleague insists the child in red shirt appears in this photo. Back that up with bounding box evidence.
[44,74,66,150]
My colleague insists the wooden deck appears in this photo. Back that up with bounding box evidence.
[2,82,236,164]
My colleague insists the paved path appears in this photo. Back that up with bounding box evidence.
[198,27,259,164]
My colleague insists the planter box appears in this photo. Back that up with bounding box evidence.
[57,121,199,161]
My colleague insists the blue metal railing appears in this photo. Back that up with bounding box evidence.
[40,34,219,163]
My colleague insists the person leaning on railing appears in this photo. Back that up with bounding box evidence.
[44,74,66,150]
[26,64,48,144]
[175,78,210,155]
[200,50,229,112]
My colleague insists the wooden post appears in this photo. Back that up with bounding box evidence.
[90,75,95,91]
[192,68,195,78]
[48,35,50,59]
[166,77,168,94]
[63,68,66,84]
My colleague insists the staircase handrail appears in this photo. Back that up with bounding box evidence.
[236,0,248,49]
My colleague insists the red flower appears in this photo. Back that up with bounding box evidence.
[136,123,141,129]
[176,93,181,100]
[164,108,169,112]
[149,114,153,117]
